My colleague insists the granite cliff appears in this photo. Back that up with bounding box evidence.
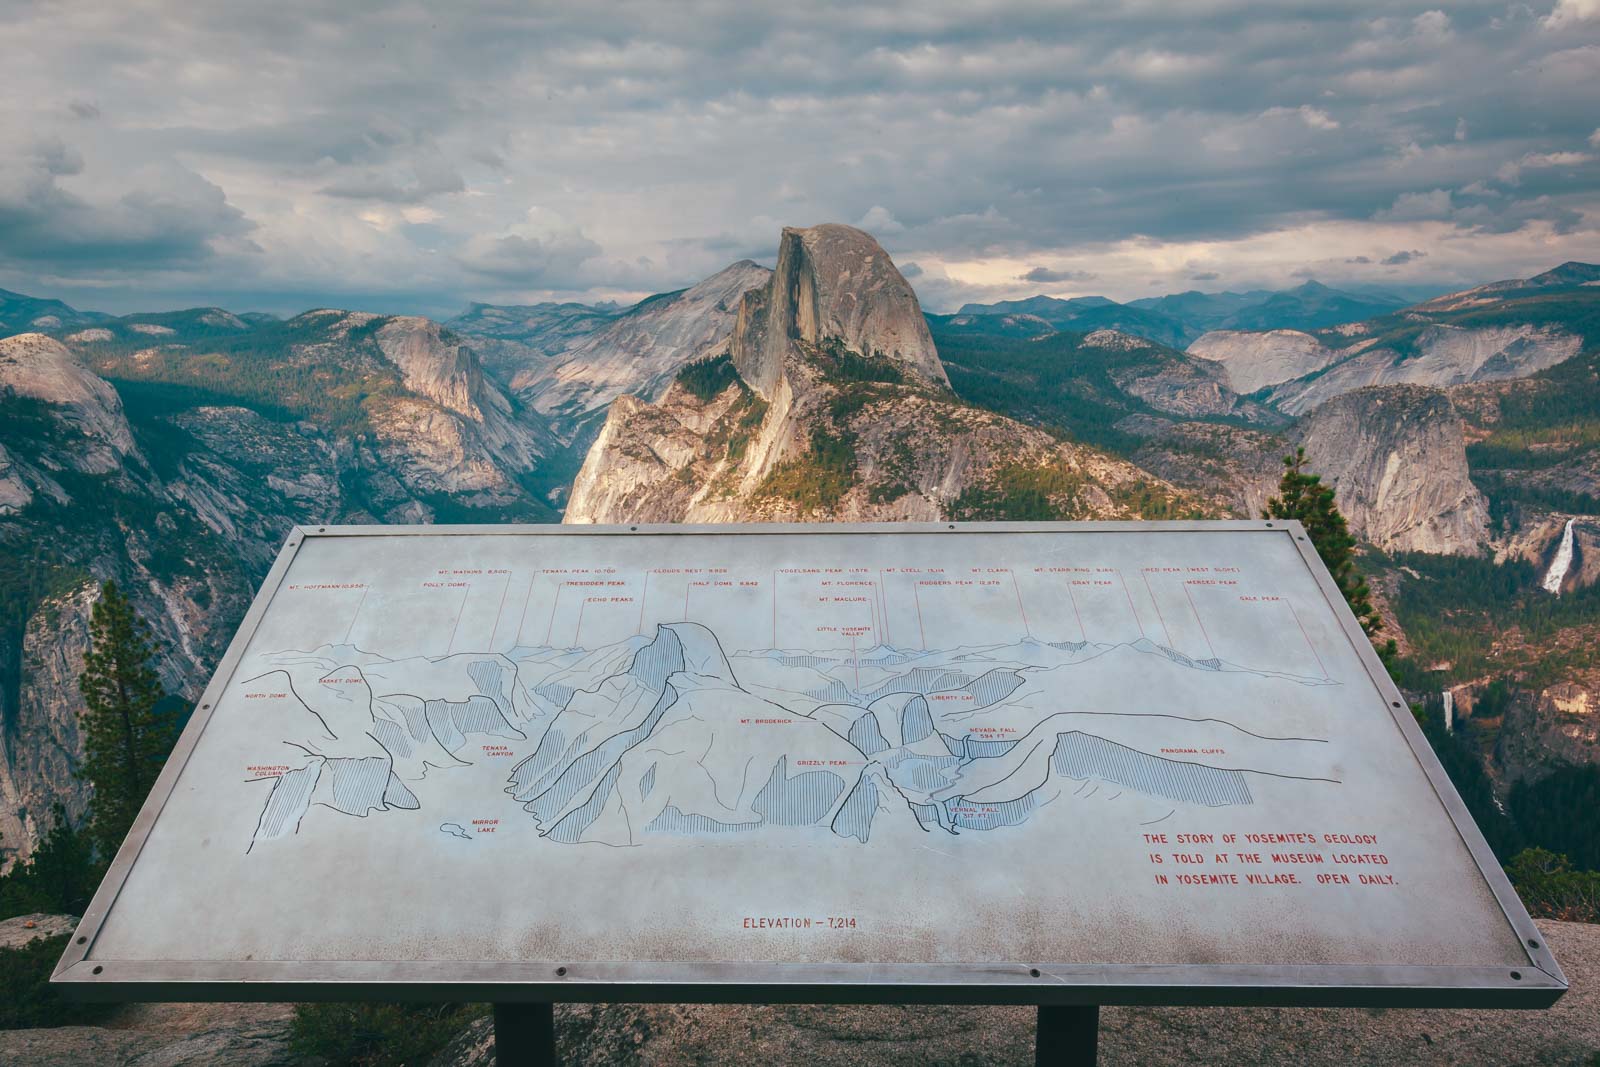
[455,261,771,445]
[0,585,96,869]
[567,225,1189,525]
[1186,328,1342,396]
[0,334,139,478]
[1295,385,1490,555]
[730,225,947,399]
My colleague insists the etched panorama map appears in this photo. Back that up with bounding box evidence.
[81,525,1538,978]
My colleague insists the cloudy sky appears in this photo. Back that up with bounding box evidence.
[3,0,1599,316]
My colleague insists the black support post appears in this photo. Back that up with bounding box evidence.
[1035,1004,1098,1066]
[493,1002,556,1066]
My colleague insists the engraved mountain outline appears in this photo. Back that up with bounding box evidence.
[239,579,1344,850]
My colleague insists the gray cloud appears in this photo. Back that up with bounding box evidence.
[0,1,1595,314]
[321,158,466,204]
[455,231,603,284]
[1381,249,1427,265]
[1019,266,1096,283]
[0,138,254,270]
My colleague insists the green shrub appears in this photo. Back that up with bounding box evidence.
[289,1002,488,1066]
[1505,848,1600,923]
[0,933,116,1029]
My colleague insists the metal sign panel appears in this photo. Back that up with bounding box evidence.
[55,522,1565,1007]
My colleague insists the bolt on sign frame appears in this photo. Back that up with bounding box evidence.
[55,522,1564,1022]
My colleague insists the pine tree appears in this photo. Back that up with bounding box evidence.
[76,581,176,861]
[1264,448,1387,643]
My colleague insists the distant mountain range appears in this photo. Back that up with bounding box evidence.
[8,276,1432,360]
[947,280,1433,347]
[0,287,111,336]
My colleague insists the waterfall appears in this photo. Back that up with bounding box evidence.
[1540,518,1576,596]
[1443,690,1453,732]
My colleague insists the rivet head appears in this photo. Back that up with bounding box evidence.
[1029,968,1041,978]
[556,966,568,977]
[92,965,103,975]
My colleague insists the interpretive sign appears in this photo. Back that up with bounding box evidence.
[55,522,1565,1007]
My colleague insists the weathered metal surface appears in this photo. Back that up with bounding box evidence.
[54,522,1565,1006]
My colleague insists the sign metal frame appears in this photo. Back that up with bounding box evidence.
[52,521,1567,1009]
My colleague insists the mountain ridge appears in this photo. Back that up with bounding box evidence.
[954,278,1421,347]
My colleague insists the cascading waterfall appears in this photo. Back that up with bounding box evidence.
[1540,518,1576,596]
[1443,690,1454,732]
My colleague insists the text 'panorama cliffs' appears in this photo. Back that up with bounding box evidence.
[565,224,1185,524]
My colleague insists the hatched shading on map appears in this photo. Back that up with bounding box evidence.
[248,620,1333,848]
[81,525,1540,978]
